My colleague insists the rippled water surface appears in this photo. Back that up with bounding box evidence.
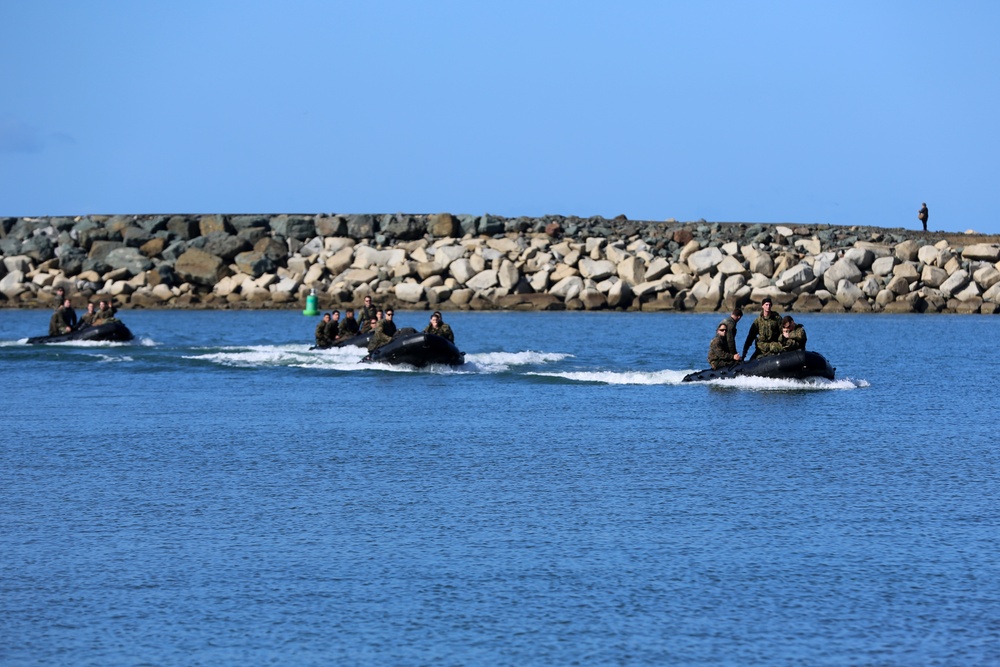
[1,309,998,665]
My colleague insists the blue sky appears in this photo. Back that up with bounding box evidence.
[2,1,999,233]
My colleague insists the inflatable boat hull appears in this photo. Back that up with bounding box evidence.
[26,321,134,345]
[363,332,464,367]
[682,350,835,382]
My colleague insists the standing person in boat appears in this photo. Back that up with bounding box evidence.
[741,297,783,360]
[423,311,454,342]
[718,307,743,363]
[779,316,807,352]
[358,296,377,333]
[77,302,98,329]
[326,310,342,343]
[708,322,738,370]
[315,313,333,348]
[340,308,360,337]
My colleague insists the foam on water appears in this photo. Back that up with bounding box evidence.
[527,369,689,385]
[698,374,867,390]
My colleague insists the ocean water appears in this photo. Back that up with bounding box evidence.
[1,308,998,666]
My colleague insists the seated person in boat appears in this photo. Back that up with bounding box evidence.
[48,304,73,336]
[741,297,783,359]
[326,310,342,342]
[423,311,454,342]
[340,308,360,337]
[367,309,398,352]
[94,299,118,324]
[708,322,738,370]
[78,302,98,329]
[315,313,333,348]
[779,316,807,352]
[60,299,78,330]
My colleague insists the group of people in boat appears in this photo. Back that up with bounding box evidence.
[708,297,807,370]
[48,290,119,336]
[314,293,455,353]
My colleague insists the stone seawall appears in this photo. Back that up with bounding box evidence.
[2,213,999,314]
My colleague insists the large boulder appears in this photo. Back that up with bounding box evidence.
[822,258,862,292]
[394,282,425,303]
[578,257,616,281]
[270,215,316,241]
[234,251,277,279]
[175,248,228,287]
[344,214,377,238]
[687,246,724,275]
[197,231,252,261]
[962,244,1000,262]
[776,263,815,291]
[199,214,232,236]
[105,247,154,275]
[381,214,426,240]
[428,213,459,238]
[167,216,200,240]
[939,269,970,297]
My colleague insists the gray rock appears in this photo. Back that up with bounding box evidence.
[122,226,153,248]
[21,234,56,262]
[939,269,970,297]
[962,243,1000,262]
[234,251,277,279]
[315,216,347,237]
[56,246,88,276]
[271,215,316,241]
[229,215,270,232]
[189,231,250,261]
[345,214,377,239]
[822,258,862,292]
[105,247,154,275]
[167,216,200,240]
[175,248,228,287]
[381,214,426,240]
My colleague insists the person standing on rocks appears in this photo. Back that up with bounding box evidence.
[918,203,929,231]
[741,297,783,360]
[718,307,743,363]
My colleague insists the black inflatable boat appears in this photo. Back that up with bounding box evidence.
[311,331,373,350]
[26,321,134,345]
[363,332,465,367]
[682,350,835,382]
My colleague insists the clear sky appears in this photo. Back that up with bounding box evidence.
[2,1,999,233]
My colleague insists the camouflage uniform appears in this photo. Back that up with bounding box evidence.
[325,318,341,342]
[79,307,98,329]
[708,335,735,370]
[423,322,454,342]
[742,310,783,358]
[719,315,739,357]
[315,319,332,348]
[780,324,807,352]
[49,309,71,336]
[367,320,394,352]
[358,305,377,333]
[340,316,360,337]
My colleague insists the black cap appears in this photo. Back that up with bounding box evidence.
[761,297,772,305]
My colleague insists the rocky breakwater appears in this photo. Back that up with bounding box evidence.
[1,213,999,314]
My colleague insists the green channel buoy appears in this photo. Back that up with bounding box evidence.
[302,290,319,316]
